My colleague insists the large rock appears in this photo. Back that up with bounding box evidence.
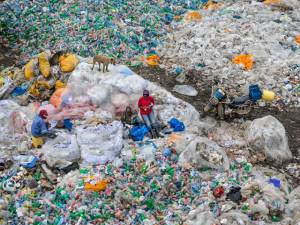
[246,115,292,163]
[178,137,230,171]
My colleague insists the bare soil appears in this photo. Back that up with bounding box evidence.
[131,66,300,156]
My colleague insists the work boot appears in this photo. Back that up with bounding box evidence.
[154,128,162,138]
[150,129,157,139]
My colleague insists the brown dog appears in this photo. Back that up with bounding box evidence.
[92,55,116,72]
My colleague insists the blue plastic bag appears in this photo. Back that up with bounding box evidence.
[11,83,30,97]
[63,119,73,131]
[20,156,38,169]
[269,178,281,188]
[249,84,262,102]
[130,124,149,141]
[168,118,185,132]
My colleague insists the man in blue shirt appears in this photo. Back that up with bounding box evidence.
[31,110,49,148]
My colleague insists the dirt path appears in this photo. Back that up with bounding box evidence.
[132,66,300,156]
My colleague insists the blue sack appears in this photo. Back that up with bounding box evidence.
[11,83,30,97]
[249,84,262,102]
[130,124,149,141]
[20,156,38,169]
[168,118,185,132]
[63,119,73,131]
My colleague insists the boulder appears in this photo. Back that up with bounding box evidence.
[178,137,230,171]
[246,115,292,163]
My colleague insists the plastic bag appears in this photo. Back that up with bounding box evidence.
[264,0,281,5]
[168,118,185,132]
[84,176,108,192]
[184,11,202,22]
[130,124,149,141]
[232,54,253,70]
[0,77,12,99]
[262,89,275,101]
[178,137,230,170]
[55,80,66,89]
[42,132,80,168]
[59,54,79,73]
[295,36,300,44]
[49,87,69,108]
[24,58,38,80]
[38,52,51,78]
[76,121,123,165]
[249,84,262,101]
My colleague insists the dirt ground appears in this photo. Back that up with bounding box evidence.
[131,66,300,157]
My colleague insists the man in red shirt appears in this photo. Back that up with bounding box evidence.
[138,90,159,138]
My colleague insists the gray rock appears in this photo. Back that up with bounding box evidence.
[178,137,230,171]
[246,115,292,163]
[173,85,198,96]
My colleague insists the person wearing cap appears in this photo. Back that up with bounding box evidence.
[138,90,159,138]
[31,109,49,148]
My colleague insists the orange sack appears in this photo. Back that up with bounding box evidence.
[232,54,253,71]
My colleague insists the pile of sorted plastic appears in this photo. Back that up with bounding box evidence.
[0,0,210,65]
[157,0,300,107]
[1,140,299,224]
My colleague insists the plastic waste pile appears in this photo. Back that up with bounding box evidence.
[1,135,299,224]
[0,50,79,108]
[0,0,210,65]
[0,60,299,224]
[157,0,300,107]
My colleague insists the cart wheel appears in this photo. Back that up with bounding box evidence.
[217,104,225,120]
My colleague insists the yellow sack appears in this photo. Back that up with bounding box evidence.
[32,136,44,148]
[55,80,66,89]
[232,54,253,71]
[37,81,51,89]
[24,58,37,80]
[59,54,79,73]
[38,52,51,78]
[0,76,4,87]
[29,82,40,97]
[29,81,51,97]
[262,90,275,101]
[264,0,281,5]
[184,11,202,22]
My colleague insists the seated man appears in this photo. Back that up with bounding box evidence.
[31,109,49,148]
[121,106,141,126]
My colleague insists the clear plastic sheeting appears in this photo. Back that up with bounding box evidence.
[76,120,123,165]
[41,132,80,169]
[68,63,200,124]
